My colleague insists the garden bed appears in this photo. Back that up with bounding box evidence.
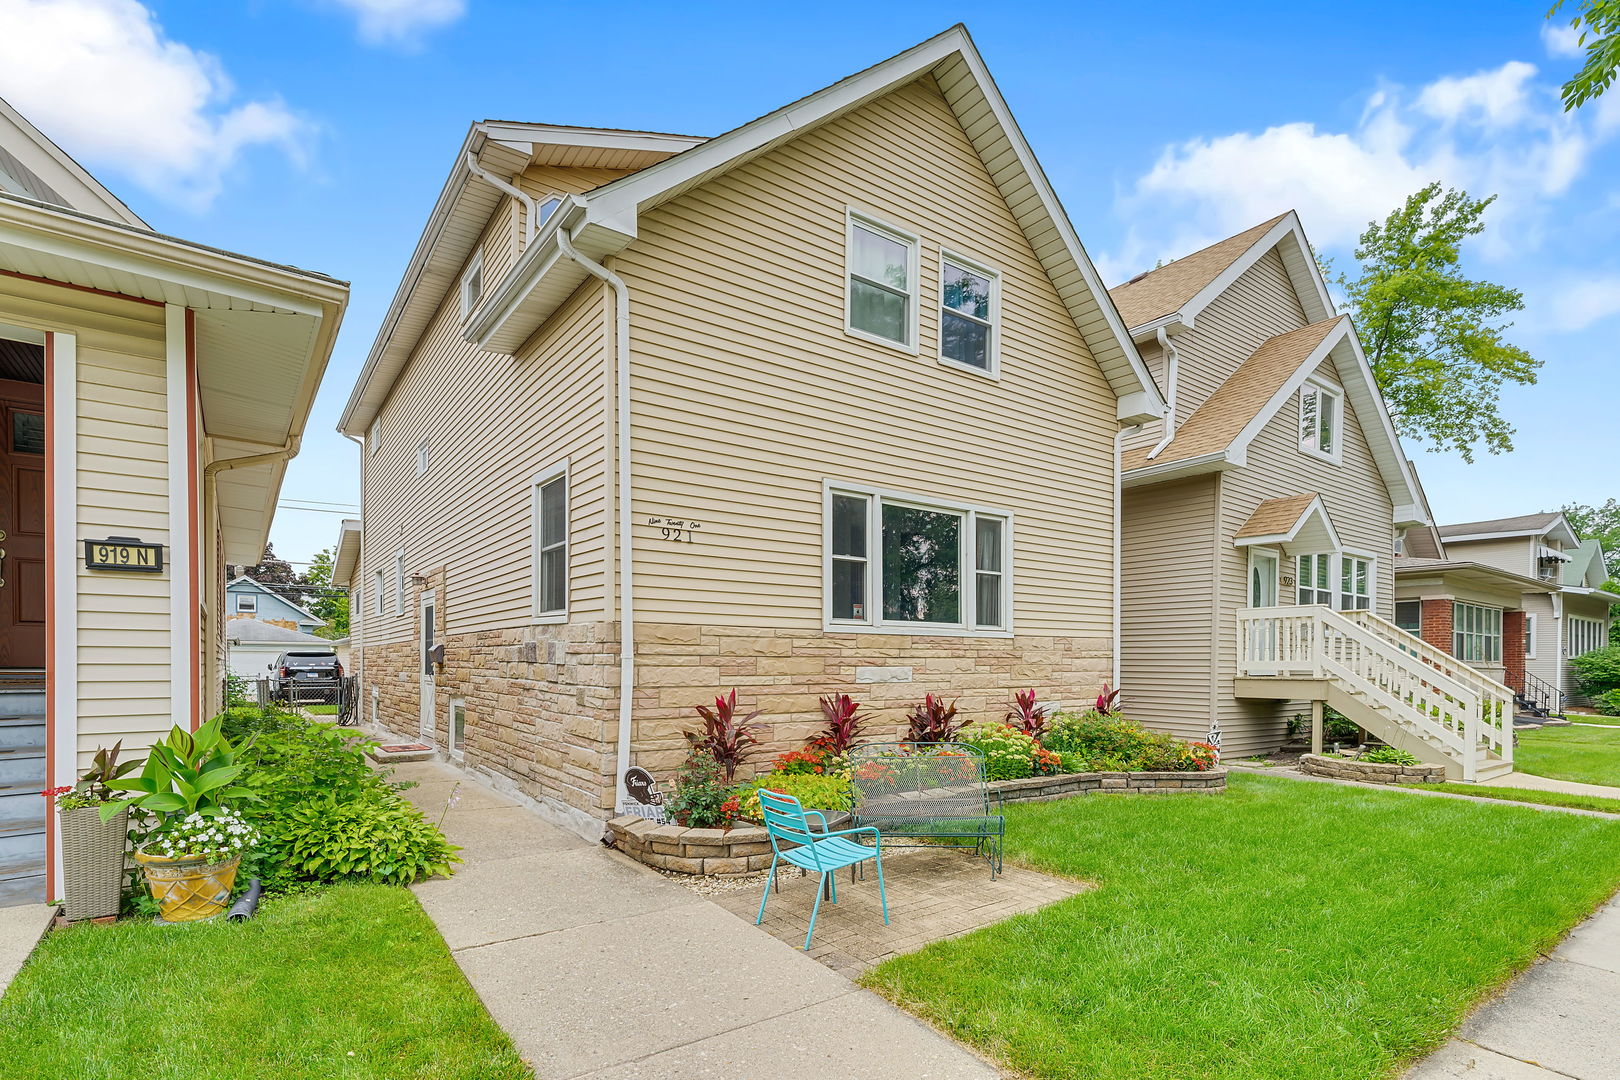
[608,768,1225,876]
[1299,753,1444,784]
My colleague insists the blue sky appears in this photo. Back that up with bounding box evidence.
[1,0,1615,566]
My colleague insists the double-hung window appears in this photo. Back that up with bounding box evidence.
[1453,602,1502,663]
[828,485,1009,633]
[1297,553,1334,605]
[939,253,998,374]
[1339,555,1372,610]
[1524,613,1537,659]
[533,463,568,619]
[1570,616,1606,657]
[846,212,918,350]
[1299,379,1342,460]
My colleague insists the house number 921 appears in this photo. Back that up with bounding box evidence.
[648,516,701,543]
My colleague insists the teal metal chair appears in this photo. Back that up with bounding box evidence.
[755,789,888,950]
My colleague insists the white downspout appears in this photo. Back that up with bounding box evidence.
[1144,326,1179,461]
[1113,425,1131,689]
[556,228,636,812]
[464,152,537,244]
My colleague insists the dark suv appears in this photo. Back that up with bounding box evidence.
[268,650,343,701]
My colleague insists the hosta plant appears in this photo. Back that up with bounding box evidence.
[1005,690,1051,740]
[904,693,963,743]
[686,690,762,782]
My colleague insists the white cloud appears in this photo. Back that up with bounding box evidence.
[1108,59,1605,279]
[1542,20,1584,59]
[0,0,308,210]
[1541,274,1620,332]
[323,0,466,47]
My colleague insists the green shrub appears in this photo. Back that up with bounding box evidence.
[663,750,740,828]
[1597,688,1620,717]
[956,722,1038,781]
[222,706,457,893]
[1042,710,1216,772]
[1362,746,1420,766]
[1323,707,1362,743]
[1570,645,1620,698]
[736,771,852,820]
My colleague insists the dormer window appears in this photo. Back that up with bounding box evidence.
[1299,379,1342,461]
[537,197,561,227]
[460,250,484,320]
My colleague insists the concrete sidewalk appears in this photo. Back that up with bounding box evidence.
[396,761,1000,1080]
[0,901,54,998]
[1405,896,1620,1080]
[1480,770,1620,800]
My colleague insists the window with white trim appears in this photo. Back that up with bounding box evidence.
[1570,615,1607,657]
[1524,613,1537,660]
[846,212,917,349]
[416,439,430,477]
[1395,600,1421,636]
[1297,553,1333,605]
[1299,380,1342,460]
[237,593,258,614]
[939,253,998,374]
[373,570,385,615]
[1339,555,1372,610]
[536,196,561,228]
[828,486,1008,632]
[532,464,568,618]
[459,250,483,320]
[393,551,405,615]
[1453,602,1502,664]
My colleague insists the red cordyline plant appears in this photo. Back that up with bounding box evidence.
[686,689,762,782]
[1005,689,1051,740]
[1095,683,1122,716]
[815,693,868,756]
[904,693,963,743]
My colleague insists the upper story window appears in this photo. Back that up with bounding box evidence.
[1453,602,1502,663]
[237,593,258,614]
[373,570,385,615]
[939,252,999,376]
[1297,553,1333,605]
[537,197,561,227]
[827,483,1009,634]
[846,211,918,351]
[1340,555,1372,610]
[459,250,484,320]
[393,551,406,615]
[532,463,568,620]
[1297,552,1373,611]
[1299,379,1342,461]
[416,439,430,477]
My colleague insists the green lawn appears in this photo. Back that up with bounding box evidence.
[0,884,529,1080]
[1404,782,1620,814]
[1515,724,1620,788]
[862,774,1620,1080]
[303,703,339,715]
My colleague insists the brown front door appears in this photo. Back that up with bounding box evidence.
[0,378,46,669]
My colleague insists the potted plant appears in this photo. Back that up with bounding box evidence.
[102,717,259,923]
[47,743,139,920]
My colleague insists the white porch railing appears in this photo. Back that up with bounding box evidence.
[1239,606,1513,781]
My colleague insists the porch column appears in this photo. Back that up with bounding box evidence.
[1503,610,1526,691]
[1420,599,1453,656]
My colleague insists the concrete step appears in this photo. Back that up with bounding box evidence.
[0,854,45,883]
[0,746,44,786]
[0,716,45,751]
[0,784,46,826]
[0,818,43,863]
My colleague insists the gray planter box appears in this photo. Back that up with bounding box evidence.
[59,804,127,920]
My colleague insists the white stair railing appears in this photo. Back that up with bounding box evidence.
[1238,606,1513,780]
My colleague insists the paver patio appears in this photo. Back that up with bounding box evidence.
[392,760,1001,1079]
[709,848,1088,978]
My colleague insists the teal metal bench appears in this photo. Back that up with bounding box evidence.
[755,788,888,950]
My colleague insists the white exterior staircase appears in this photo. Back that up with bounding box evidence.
[1238,605,1513,782]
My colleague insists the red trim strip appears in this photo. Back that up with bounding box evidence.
[186,310,201,729]
[0,267,164,307]
[42,331,56,898]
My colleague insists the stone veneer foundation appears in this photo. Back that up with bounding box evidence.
[363,610,1114,827]
[606,767,1227,876]
[1299,753,1445,785]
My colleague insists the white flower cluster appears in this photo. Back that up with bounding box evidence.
[148,808,259,861]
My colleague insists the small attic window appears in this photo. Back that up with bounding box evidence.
[537,197,561,227]
[1299,379,1342,462]
[460,250,484,320]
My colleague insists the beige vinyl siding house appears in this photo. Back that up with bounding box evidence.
[340,27,1164,830]
[0,96,346,906]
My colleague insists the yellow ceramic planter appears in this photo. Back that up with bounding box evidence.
[133,849,241,922]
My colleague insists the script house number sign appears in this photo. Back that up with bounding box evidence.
[648,515,702,543]
[84,536,163,573]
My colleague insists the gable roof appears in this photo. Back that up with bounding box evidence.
[226,575,323,623]
[341,24,1165,435]
[1108,211,1333,337]
[1123,316,1346,472]
[0,96,147,228]
[225,620,332,646]
[1564,539,1611,589]
[1437,512,1568,540]
[332,518,362,587]
[1232,493,1340,549]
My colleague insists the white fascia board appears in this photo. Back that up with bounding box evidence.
[1393,502,1430,528]
[1233,496,1340,551]
[1127,311,1187,342]
[1443,529,1550,544]
[1226,319,1348,458]
[477,122,706,156]
[1120,451,1233,488]
[1115,390,1163,426]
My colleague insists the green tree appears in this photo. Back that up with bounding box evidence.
[1551,2,1620,110]
[302,547,350,640]
[232,543,311,607]
[1338,183,1540,463]
[1561,500,1620,577]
